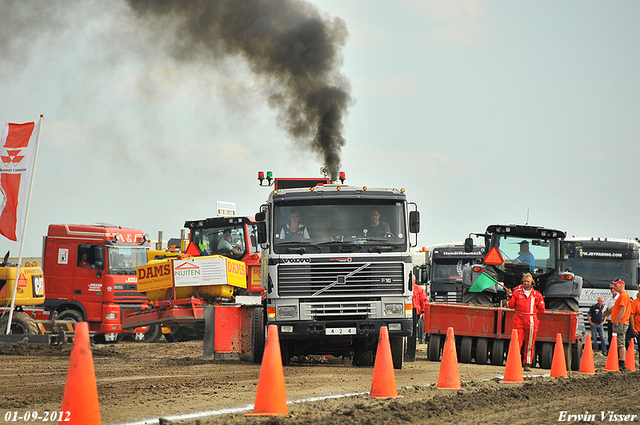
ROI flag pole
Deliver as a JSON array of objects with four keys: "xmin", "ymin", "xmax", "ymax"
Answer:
[{"xmin": 5, "ymin": 115, "xmax": 43, "ymax": 335}]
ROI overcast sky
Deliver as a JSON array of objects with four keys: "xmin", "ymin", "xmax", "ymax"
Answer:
[{"xmin": 1, "ymin": 0, "xmax": 639, "ymax": 257}]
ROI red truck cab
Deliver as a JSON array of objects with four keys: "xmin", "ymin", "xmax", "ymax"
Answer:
[{"xmin": 41, "ymin": 224, "xmax": 151, "ymax": 342}]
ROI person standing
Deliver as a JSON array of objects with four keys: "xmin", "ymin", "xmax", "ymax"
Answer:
[
  {"xmin": 609, "ymin": 278, "xmax": 631, "ymax": 371},
  {"xmin": 588, "ymin": 296, "xmax": 607, "ymax": 354},
  {"xmin": 628, "ymin": 296, "xmax": 640, "ymax": 366},
  {"xmin": 506, "ymin": 272, "xmax": 545, "ymax": 371},
  {"xmin": 603, "ymin": 285, "xmax": 619, "ymax": 348}
]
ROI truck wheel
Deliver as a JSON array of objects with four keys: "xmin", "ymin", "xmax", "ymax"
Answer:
[
  {"xmin": 428, "ymin": 334, "xmax": 442, "ymax": 361},
  {"xmin": 353, "ymin": 350, "xmax": 374, "ymax": 367},
  {"xmin": 140, "ymin": 324, "xmax": 162, "ymax": 343},
  {"xmin": 250, "ymin": 307, "xmax": 264, "ymax": 364},
  {"xmin": 390, "ymin": 336, "xmax": 404, "ymax": 369},
  {"xmin": 280, "ymin": 339, "xmax": 292, "ymax": 366},
  {"xmin": 490, "ymin": 339, "xmax": 504, "ymax": 366},
  {"xmin": 57, "ymin": 309, "xmax": 83, "ymax": 324},
  {"xmin": 0, "ymin": 311, "xmax": 39, "ymax": 334},
  {"xmin": 459, "ymin": 336, "xmax": 473, "ymax": 363},
  {"xmin": 475, "ymin": 337, "xmax": 488, "ymax": 364},
  {"xmin": 539, "ymin": 342, "xmax": 553, "ymax": 369}
]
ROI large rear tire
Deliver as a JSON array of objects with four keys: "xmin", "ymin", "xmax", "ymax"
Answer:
[
  {"xmin": 0, "ymin": 311, "xmax": 39, "ymax": 335},
  {"xmin": 546, "ymin": 297, "xmax": 579, "ymax": 312}
]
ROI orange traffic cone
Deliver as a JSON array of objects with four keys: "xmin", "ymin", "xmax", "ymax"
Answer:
[
  {"xmin": 605, "ymin": 333, "xmax": 619, "ymax": 372},
  {"xmin": 246, "ymin": 325, "xmax": 289, "ymax": 416},
  {"xmin": 625, "ymin": 339, "xmax": 636, "ymax": 372},
  {"xmin": 550, "ymin": 333, "xmax": 568, "ymax": 378},
  {"xmin": 579, "ymin": 334, "xmax": 595, "ymax": 374},
  {"xmin": 437, "ymin": 327, "xmax": 462, "ymax": 390},
  {"xmin": 501, "ymin": 329, "xmax": 523, "ymax": 383},
  {"xmin": 370, "ymin": 326, "xmax": 399, "ymax": 398},
  {"xmin": 59, "ymin": 321, "xmax": 101, "ymax": 425}
]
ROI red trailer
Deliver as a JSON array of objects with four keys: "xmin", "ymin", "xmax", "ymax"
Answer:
[{"xmin": 424, "ymin": 302, "xmax": 582, "ymax": 370}]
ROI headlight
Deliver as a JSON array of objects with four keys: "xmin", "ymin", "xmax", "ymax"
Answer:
[
  {"xmin": 105, "ymin": 313, "xmax": 117, "ymax": 320},
  {"xmin": 277, "ymin": 306, "xmax": 296, "ymax": 319},
  {"xmin": 384, "ymin": 303, "xmax": 403, "ymax": 316}
]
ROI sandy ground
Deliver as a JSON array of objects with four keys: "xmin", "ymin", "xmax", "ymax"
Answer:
[{"xmin": 1, "ymin": 340, "xmax": 638, "ymax": 425}]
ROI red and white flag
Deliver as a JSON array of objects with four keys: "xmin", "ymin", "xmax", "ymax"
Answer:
[{"xmin": 0, "ymin": 120, "xmax": 40, "ymax": 241}]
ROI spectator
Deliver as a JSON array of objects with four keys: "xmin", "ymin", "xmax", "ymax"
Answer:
[
  {"xmin": 609, "ymin": 278, "xmax": 631, "ymax": 371},
  {"xmin": 505, "ymin": 272, "xmax": 545, "ymax": 371},
  {"xmin": 588, "ymin": 296, "xmax": 607, "ymax": 354},
  {"xmin": 603, "ymin": 284, "xmax": 619, "ymax": 348},
  {"xmin": 629, "ymin": 296, "xmax": 640, "ymax": 364}
]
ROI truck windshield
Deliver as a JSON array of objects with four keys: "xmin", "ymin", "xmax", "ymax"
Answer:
[
  {"xmin": 273, "ymin": 201, "xmax": 406, "ymax": 253},
  {"xmin": 496, "ymin": 235, "xmax": 556, "ymax": 275},
  {"xmin": 566, "ymin": 257, "xmax": 639, "ymax": 290},
  {"xmin": 108, "ymin": 247, "xmax": 148, "ymax": 275}
]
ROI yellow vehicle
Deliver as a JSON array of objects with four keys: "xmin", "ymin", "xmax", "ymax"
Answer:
[{"xmin": 0, "ymin": 253, "xmax": 73, "ymax": 343}]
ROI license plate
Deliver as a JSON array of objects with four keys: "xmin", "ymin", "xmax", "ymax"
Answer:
[{"xmin": 325, "ymin": 327, "xmax": 356, "ymax": 335}]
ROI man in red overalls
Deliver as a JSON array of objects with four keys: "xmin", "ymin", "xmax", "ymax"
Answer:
[{"xmin": 506, "ymin": 272, "xmax": 545, "ymax": 371}]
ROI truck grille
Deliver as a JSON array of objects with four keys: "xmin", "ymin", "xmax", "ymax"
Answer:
[
  {"xmin": 114, "ymin": 283, "xmax": 146, "ymax": 302},
  {"xmin": 277, "ymin": 261, "xmax": 404, "ymax": 298}
]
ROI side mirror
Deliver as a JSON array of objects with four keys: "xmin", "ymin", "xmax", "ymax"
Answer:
[
  {"xmin": 409, "ymin": 211, "xmax": 420, "ymax": 234},
  {"xmin": 94, "ymin": 245, "xmax": 105, "ymax": 270},
  {"xmin": 464, "ymin": 237, "xmax": 474, "ymax": 252},
  {"xmin": 255, "ymin": 211, "xmax": 266, "ymax": 222},
  {"xmin": 421, "ymin": 264, "xmax": 429, "ymax": 284},
  {"xmin": 257, "ymin": 222, "xmax": 267, "ymax": 244}
]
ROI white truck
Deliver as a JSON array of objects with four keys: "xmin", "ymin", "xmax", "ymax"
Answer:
[{"xmin": 253, "ymin": 174, "xmax": 420, "ymax": 369}]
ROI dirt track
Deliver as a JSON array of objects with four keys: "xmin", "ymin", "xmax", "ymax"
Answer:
[{"xmin": 1, "ymin": 340, "xmax": 639, "ymax": 425}]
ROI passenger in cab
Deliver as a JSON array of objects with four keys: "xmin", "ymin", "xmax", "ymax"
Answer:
[{"xmin": 217, "ymin": 229, "xmax": 243, "ymax": 256}]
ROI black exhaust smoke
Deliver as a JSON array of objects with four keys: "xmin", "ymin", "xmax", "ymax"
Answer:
[{"xmin": 125, "ymin": 0, "xmax": 352, "ymax": 176}]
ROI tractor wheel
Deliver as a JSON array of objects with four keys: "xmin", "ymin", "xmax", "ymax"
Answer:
[
  {"xmin": 0, "ymin": 311, "xmax": 39, "ymax": 335},
  {"xmin": 475, "ymin": 337, "xmax": 488, "ymax": 364},
  {"xmin": 546, "ymin": 297, "xmax": 579, "ymax": 312}
]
